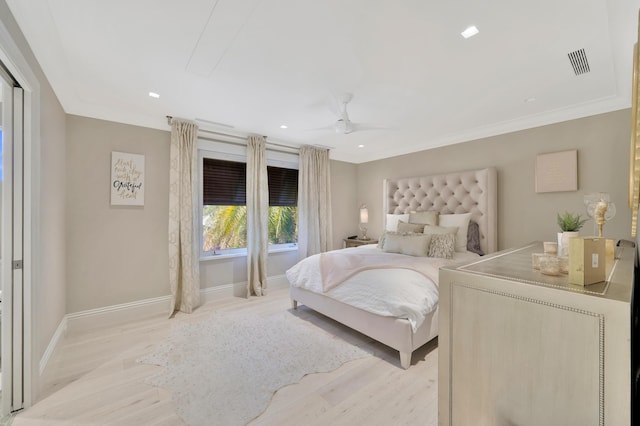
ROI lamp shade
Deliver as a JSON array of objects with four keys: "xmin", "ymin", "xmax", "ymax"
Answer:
[{"xmin": 359, "ymin": 205, "xmax": 369, "ymax": 224}]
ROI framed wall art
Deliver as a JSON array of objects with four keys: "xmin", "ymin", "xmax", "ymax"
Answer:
[
  {"xmin": 111, "ymin": 151, "xmax": 145, "ymax": 206},
  {"xmin": 535, "ymin": 149, "xmax": 578, "ymax": 193}
]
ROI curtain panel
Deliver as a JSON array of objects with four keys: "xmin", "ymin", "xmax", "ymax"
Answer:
[
  {"xmin": 168, "ymin": 119, "xmax": 201, "ymax": 314},
  {"xmin": 246, "ymin": 136, "xmax": 269, "ymax": 296},
  {"xmin": 297, "ymin": 145, "xmax": 333, "ymax": 259}
]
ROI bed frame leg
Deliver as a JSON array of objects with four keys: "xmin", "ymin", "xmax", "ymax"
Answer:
[
  {"xmin": 292, "ymin": 299, "xmax": 298, "ymax": 310},
  {"xmin": 400, "ymin": 352, "xmax": 411, "ymax": 369}
]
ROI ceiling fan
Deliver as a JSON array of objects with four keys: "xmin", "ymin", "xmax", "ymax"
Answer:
[
  {"xmin": 312, "ymin": 92, "xmax": 387, "ymax": 134},
  {"xmin": 333, "ymin": 92, "xmax": 356, "ymax": 134}
]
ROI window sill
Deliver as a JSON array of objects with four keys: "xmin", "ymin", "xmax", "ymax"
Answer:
[{"xmin": 200, "ymin": 244, "xmax": 298, "ymax": 262}]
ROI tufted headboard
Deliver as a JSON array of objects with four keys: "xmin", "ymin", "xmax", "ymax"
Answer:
[{"xmin": 383, "ymin": 167, "xmax": 498, "ymax": 254}]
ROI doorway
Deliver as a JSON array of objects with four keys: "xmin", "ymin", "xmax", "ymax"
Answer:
[{"xmin": 0, "ymin": 62, "xmax": 25, "ymax": 415}]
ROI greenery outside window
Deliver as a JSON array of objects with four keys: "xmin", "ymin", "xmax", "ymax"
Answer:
[{"xmin": 201, "ymin": 155, "xmax": 298, "ymax": 256}]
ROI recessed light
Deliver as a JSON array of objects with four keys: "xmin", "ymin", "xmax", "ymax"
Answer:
[
  {"xmin": 358, "ymin": 144, "xmax": 365, "ymax": 148},
  {"xmin": 461, "ymin": 26, "xmax": 479, "ymax": 39},
  {"xmin": 149, "ymin": 92, "xmax": 160, "ymax": 98},
  {"xmin": 280, "ymin": 125, "xmax": 288, "ymax": 129}
]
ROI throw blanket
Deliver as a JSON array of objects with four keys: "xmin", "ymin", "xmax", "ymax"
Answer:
[{"xmin": 286, "ymin": 246, "xmax": 459, "ymax": 331}]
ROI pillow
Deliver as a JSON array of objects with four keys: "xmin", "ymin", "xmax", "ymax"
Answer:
[
  {"xmin": 422, "ymin": 225, "xmax": 458, "ymax": 236},
  {"xmin": 385, "ymin": 214, "xmax": 410, "ymax": 232},
  {"xmin": 428, "ymin": 233, "xmax": 456, "ymax": 259},
  {"xmin": 408, "ymin": 210, "xmax": 439, "ymax": 226},
  {"xmin": 439, "ymin": 213, "xmax": 472, "ymax": 252},
  {"xmin": 467, "ymin": 221, "xmax": 484, "ymax": 255},
  {"xmin": 383, "ymin": 233, "xmax": 432, "ymax": 257},
  {"xmin": 377, "ymin": 230, "xmax": 396, "ymax": 248},
  {"xmin": 377, "ymin": 230, "xmax": 420, "ymax": 248},
  {"xmin": 397, "ymin": 220, "xmax": 425, "ymax": 233}
]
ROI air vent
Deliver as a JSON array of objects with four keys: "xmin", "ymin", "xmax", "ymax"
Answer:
[{"xmin": 568, "ymin": 48, "xmax": 590, "ymax": 75}]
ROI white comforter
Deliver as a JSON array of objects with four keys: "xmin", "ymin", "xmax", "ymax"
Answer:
[{"xmin": 286, "ymin": 245, "xmax": 479, "ymax": 332}]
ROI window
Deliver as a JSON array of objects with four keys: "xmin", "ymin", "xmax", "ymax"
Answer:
[{"xmin": 201, "ymin": 155, "xmax": 298, "ymax": 256}]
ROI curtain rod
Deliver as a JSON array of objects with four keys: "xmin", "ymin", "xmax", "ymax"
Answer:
[{"xmin": 166, "ymin": 115, "xmax": 310, "ymax": 154}]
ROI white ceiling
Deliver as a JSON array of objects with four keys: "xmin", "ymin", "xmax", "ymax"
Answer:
[{"xmin": 6, "ymin": 0, "xmax": 640, "ymax": 163}]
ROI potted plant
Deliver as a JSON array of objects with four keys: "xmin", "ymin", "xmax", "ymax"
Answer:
[{"xmin": 556, "ymin": 212, "xmax": 588, "ymax": 256}]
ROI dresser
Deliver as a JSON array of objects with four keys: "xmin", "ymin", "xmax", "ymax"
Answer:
[{"xmin": 439, "ymin": 242, "xmax": 634, "ymax": 426}]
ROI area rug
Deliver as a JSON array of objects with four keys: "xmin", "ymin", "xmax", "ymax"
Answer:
[{"xmin": 138, "ymin": 310, "xmax": 372, "ymax": 426}]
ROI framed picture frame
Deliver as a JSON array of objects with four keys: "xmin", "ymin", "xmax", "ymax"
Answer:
[
  {"xmin": 110, "ymin": 151, "xmax": 145, "ymax": 206},
  {"xmin": 535, "ymin": 149, "xmax": 578, "ymax": 193}
]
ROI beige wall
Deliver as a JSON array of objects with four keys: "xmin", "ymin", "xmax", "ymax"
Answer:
[
  {"xmin": 66, "ymin": 116, "xmax": 171, "ymax": 312},
  {"xmin": 0, "ymin": 0, "xmax": 68, "ymax": 398},
  {"xmin": 66, "ymin": 109, "xmax": 632, "ymax": 313},
  {"xmin": 67, "ymin": 116, "xmax": 358, "ymax": 307},
  {"xmin": 329, "ymin": 160, "xmax": 359, "ymax": 249},
  {"xmin": 37, "ymin": 77, "xmax": 67, "ymax": 365},
  {"xmin": 199, "ymin": 250, "xmax": 297, "ymax": 295},
  {"xmin": 357, "ymin": 109, "xmax": 632, "ymax": 250}
]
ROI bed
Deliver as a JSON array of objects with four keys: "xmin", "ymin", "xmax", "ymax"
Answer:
[{"xmin": 287, "ymin": 167, "xmax": 497, "ymax": 368}]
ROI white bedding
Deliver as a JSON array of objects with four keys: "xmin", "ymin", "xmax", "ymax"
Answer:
[{"xmin": 286, "ymin": 245, "xmax": 479, "ymax": 332}]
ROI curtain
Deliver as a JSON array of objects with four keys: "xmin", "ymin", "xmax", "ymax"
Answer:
[
  {"xmin": 168, "ymin": 119, "xmax": 200, "ymax": 315},
  {"xmin": 246, "ymin": 136, "xmax": 269, "ymax": 296},
  {"xmin": 297, "ymin": 145, "xmax": 333, "ymax": 259}
]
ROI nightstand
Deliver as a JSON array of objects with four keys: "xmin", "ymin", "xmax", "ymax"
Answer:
[{"xmin": 343, "ymin": 238, "xmax": 378, "ymax": 248}]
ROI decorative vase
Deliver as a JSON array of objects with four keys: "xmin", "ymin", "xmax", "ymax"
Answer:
[
  {"xmin": 557, "ymin": 232, "xmax": 563, "ymax": 255},
  {"xmin": 558, "ymin": 231, "xmax": 579, "ymax": 256}
]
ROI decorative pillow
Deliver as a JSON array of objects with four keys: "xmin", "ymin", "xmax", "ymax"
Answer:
[
  {"xmin": 422, "ymin": 225, "xmax": 458, "ymax": 236},
  {"xmin": 467, "ymin": 221, "xmax": 484, "ymax": 255},
  {"xmin": 377, "ymin": 230, "xmax": 398, "ymax": 248},
  {"xmin": 383, "ymin": 233, "xmax": 432, "ymax": 257},
  {"xmin": 439, "ymin": 213, "xmax": 472, "ymax": 252},
  {"xmin": 428, "ymin": 233, "xmax": 456, "ymax": 259},
  {"xmin": 378, "ymin": 230, "xmax": 418, "ymax": 249},
  {"xmin": 409, "ymin": 210, "xmax": 439, "ymax": 226},
  {"xmin": 385, "ymin": 214, "xmax": 410, "ymax": 232},
  {"xmin": 397, "ymin": 220, "xmax": 425, "ymax": 233}
]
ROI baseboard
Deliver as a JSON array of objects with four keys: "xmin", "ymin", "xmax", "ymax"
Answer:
[
  {"xmin": 65, "ymin": 274, "xmax": 290, "ymax": 335},
  {"xmin": 201, "ymin": 274, "xmax": 289, "ymax": 303},
  {"xmin": 66, "ymin": 295, "xmax": 172, "ymax": 335},
  {"xmin": 39, "ymin": 316, "xmax": 67, "ymax": 376},
  {"xmin": 40, "ymin": 274, "xmax": 290, "ymax": 380}
]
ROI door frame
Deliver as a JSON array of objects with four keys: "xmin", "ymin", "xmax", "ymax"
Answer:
[{"xmin": 0, "ymin": 14, "xmax": 41, "ymax": 413}]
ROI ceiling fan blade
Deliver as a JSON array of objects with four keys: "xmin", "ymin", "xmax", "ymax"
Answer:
[
  {"xmin": 351, "ymin": 123, "xmax": 394, "ymax": 132},
  {"xmin": 307, "ymin": 120, "xmax": 353, "ymax": 134},
  {"xmin": 327, "ymin": 95, "xmax": 340, "ymax": 116},
  {"xmin": 306, "ymin": 124, "xmax": 336, "ymax": 132},
  {"xmin": 308, "ymin": 92, "xmax": 377, "ymax": 134}
]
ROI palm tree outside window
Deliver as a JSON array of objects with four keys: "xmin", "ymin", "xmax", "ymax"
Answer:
[{"xmin": 201, "ymin": 157, "xmax": 298, "ymax": 255}]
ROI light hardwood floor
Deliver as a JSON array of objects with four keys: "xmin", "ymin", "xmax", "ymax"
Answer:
[{"xmin": 13, "ymin": 288, "xmax": 438, "ymax": 425}]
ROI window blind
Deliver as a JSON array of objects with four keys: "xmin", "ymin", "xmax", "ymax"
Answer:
[
  {"xmin": 203, "ymin": 158, "xmax": 246, "ymax": 205},
  {"xmin": 267, "ymin": 166, "xmax": 298, "ymax": 206},
  {"xmin": 203, "ymin": 158, "xmax": 298, "ymax": 206}
]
